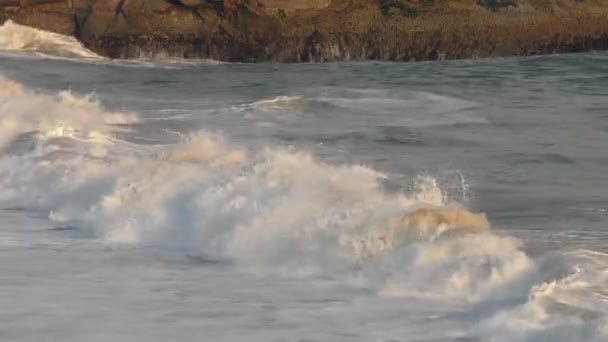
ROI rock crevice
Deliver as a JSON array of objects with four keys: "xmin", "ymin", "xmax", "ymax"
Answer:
[{"xmin": 2, "ymin": 0, "xmax": 608, "ymax": 62}]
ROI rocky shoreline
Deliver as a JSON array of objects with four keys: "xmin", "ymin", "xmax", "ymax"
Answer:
[{"xmin": 2, "ymin": 0, "xmax": 608, "ymax": 62}]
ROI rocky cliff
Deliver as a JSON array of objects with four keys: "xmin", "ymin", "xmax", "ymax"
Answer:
[{"xmin": 2, "ymin": 0, "xmax": 608, "ymax": 62}]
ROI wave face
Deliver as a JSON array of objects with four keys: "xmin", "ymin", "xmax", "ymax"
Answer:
[
  {"xmin": 240, "ymin": 91, "xmax": 489, "ymax": 127},
  {"xmin": 1, "ymin": 77, "xmax": 607, "ymax": 340},
  {"xmin": 0, "ymin": 20, "xmax": 101, "ymax": 59}
]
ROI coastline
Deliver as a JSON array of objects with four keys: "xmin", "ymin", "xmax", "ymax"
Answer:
[{"xmin": 2, "ymin": 0, "xmax": 608, "ymax": 62}]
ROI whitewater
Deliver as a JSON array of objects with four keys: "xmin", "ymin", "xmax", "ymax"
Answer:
[{"xmin": 1, "ymin": 21, "xmax": 608, "ymax": 341}]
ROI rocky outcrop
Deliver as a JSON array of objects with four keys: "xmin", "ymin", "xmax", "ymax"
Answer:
[
  {"xmin": 2, "ymin": 0, "xmax": 608, "ymax": 62},
  {"xmin": 0, "ymin": 0, "xmax": 76, "ymax": 35}
]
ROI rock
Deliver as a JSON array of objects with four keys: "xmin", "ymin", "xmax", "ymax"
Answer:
[
  {"xmin": 0, "ymin": 0, "xmax": 75, "ymax": 35},
  {"xmin": 1, "ymin": 0, "xmax": 608, "ymax": 62}
]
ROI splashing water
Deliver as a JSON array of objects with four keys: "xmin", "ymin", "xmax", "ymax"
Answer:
[
  {"xmin": 1, "ymin": 74, "xmax": 607, "ymax": 341},
  {"xmin": 0, "ymin": 20, "xmax": 102, "ymax": 59}
]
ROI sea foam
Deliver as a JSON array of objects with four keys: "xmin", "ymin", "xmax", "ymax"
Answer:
[
  {"xmin": 0, "ymin": 20, "xmax": 101, "ymax": 60},
  {"xmin": 1, "ymin": 77, "xmax": 607, "ymax": 341}
]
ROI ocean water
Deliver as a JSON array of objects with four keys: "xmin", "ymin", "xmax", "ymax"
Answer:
[{"xmin": 1, "ymin": 21, "xmax": 608, "ymax": 341}]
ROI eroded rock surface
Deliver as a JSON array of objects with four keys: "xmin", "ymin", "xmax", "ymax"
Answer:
[{"xmin": 2, "ymin": 0, "xmax": 608, "ymax": 61}]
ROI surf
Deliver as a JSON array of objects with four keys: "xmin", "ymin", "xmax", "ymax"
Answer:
[
  {"xmin": 0, "ymin": 20, "xmax": 101, "ymax": 60},
  {"xmin": 1, "ymin": 76, "xmax": 607, "ymax": 341}
]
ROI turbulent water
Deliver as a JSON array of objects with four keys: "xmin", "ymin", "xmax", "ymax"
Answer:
[{"xmin": 1, "ymin": 21, "xmax": 608, "ymax": 341}]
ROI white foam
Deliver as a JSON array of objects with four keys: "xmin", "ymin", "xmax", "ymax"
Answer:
[
  {"xmin": 0, "ymin": 21, "xmax": 233, "ymax": 67},
  {"xmin": 0, "ymin": 76, "xmax": 137, "ymax": 153},
  {"xmin": 0, "ymin": 78, "xmax": 530, "ymax": 304},
  {"xmin": 474, "ymin": 250, "xmax": 608, "ymax": 341},
  {"xmin": 1, "ymin": 79, "xmax": 608, "ymax": 339},
  {"xmin": 0, "ymin": 20, "xmax": 102, "ymax": 60},
  {"xmin": 247, "ymin": 96, "xmax": 305, "ymax": 112}
]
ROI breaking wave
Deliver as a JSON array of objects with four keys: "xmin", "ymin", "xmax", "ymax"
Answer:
[
  {"xmin": 473, "ymin": 250, "xmax": 608, "ymax": 341},
  {"xmin": 0, "ymin": 21, "xmax": 224, "ymax": 66},
  {"xmin": 0, "ymin": 76, "xmax": 136, "ymax": 154},
  {"xmin": 0, "ymin": 20, "xmax": 102, "ymax": 60},
  {"xmin": 0, "ymin": 77, "xmax": 607, "ymax": 340},
  {"xmin": 0, "ymin": 20, "xmax": 102, "ymax": 59}
]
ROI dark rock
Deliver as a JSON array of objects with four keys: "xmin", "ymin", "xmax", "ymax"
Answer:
[{"xmin": 1, "ymin": 0, "xmax": 608, "ymax": 62}]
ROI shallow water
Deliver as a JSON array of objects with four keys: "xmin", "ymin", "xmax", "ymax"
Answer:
[{"xmin": 1, "ymin": 21, "xmax": 608, "ymax": 341}]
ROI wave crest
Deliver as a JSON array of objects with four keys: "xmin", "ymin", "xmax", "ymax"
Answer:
[
  {"xmin": 1, "ymin": 78, "xmax": 606, "ymax": 338},
  {"xmin": 0, "ymin": 78, "xmax": 527, "ymax": 303},
  {"xmin": 2, "ymin": 78, "xmax": 608, "ymax": 339},
  {"xmin": 0, "ymin": 76, "xmax": 137, "ymax": 153}
]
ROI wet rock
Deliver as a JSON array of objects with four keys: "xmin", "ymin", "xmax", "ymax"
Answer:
[{"xmin": 2, "ymin": 0, "xmax": 608, "ymax": 62}]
